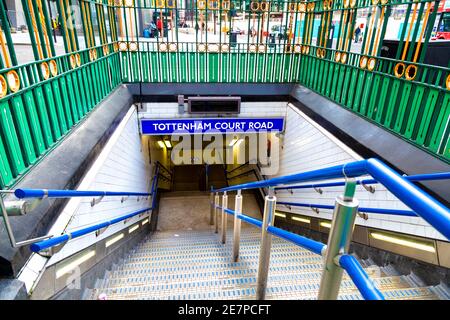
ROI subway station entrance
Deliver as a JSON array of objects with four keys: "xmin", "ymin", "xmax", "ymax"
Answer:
[{"xmin": 0, "ymin": 0, "xmax": 449, "ymax": 302}]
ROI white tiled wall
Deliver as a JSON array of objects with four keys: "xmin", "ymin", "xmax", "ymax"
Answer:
[
  {"xmin": 46, "ymin": 107, "xmax": 155, "ymax": 265},
  {"xmin": 274, "ymin": 105, "xmax": 446, "ymax": 241}
]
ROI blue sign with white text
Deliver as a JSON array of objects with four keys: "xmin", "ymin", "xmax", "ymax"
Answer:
[{"xmin": 141, "ymin": 118, "xmax": 285, "ymax": 135}]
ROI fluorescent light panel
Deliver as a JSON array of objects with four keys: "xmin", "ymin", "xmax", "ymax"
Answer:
[
  {"xmin": 234, "ymin": 139, "xmax": 244, "ymax": 147},
  {"xmin": 275, "ymin": 212, "xmax": 286, "ymax": 218},
  {"xmin": 229, "ymin": 138, "xmax": 238, "ymax": 147},
  {"xmin": 56, "ymin": 250, "xmax": 96, "ymax": 279},
  {"xmin": 157, "ymin": 141, "xmax": 165, "ymax": 149},
  {"xmin": 370, "ymin": 232, "xmax": 436, "ymax": 253},
  {"xmin": 105, "ymin": 233, "xmax": 124, "ymax": 248},
  {"xmin": 141, "ymin": 218, "xmax": 149, "ymax": 226},
  {"xmin": 129, "ymin": 224, "xmax": 140, "ymax": 233},
  {"xmin": 320, "ymin": 222, "xmax": 331, "ymax": 229},
  {"xmin": 164, "ymin": 140, "xmax": 172, "ymax": 148},
  {"xmin": 292, "ymin": 216, "xmax": 311, "ymax": 224}
]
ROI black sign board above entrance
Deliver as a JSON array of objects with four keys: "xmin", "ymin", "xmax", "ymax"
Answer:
[{"xmin": 188, "ymin": 96, "xmax": 241, "ymax": 114}]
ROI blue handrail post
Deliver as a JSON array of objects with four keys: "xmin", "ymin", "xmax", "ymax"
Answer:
[
  {"xmin": 318, "ymin": 179, "xmax": 359, "ymax": 300},
  {"xmin": 232, "ymin": 190, "xmax": 243, "ymax": 262},
  {"xmin": 256, "ymin": 188, "xmax": 277, "ymax": 300},
  {"xmin": 221, "ymin": 192, "xmax": 228, "ymax": 244},
  {"xmin": 214, "ymin": 193, "xmax": 220, "ymax": 234}
]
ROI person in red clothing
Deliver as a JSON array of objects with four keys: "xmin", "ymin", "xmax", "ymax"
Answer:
[{"xmin": 156, "ymin": 18, "xmax": 163, "ymax": 32}]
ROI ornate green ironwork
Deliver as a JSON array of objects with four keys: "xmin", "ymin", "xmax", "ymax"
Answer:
[{"xmin": 0, "ymin": 0, "xmax": 449, "ymax": 188}]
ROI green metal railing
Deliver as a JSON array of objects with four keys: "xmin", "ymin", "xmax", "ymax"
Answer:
[{"xmin": 0, "ymin": 0, "xmax": 449, "ymax": 189}]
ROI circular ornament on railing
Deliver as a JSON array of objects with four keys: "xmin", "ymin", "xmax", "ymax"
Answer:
[
  {"xmin": 124, "ymin": 0, "xmax": 134, "ymax": 7},
  {"xmin": 41, "ymin": 62, "xmax": 50, "ymax": 80},
  {"xmin": 294, "ymin": 44, "xmax": 302, "ymax": 54},
  {"xmin": 198, "ymin": 0, "xmax": 206, "ymax": 9},
  {"xmin": 340, "ymin": 52, "xmax": 348, "ymax": 64},
  {"xmin": 119, "ymin": 42, "xmax": 128, "ymax": 51},
  {"xmin": 446, "ymin": 74, "xmax": 450, "ymax": 90},
  {"xmin": 261, "ymin": 1, "xmax": 270, "ymax": 11},
  {"xmin": 343, "ymin": 0, "xmax": 350, "ymax": 8},
  {"xmin": 308, "ymin": 2, "xmax": 315, "ymax": 11},
  {"xmin": 221, "ymin": 44, "xmax": 230, "ymax": 52},
  {"xmin": 250, "ymin": 1, "xmax": 260, "ymax": 11},
  {"xmin": 156, "ymin": 0, "xmax": 166, "ymax": 9},
  {"xmin": 114, "ymin": 42, "xmax": 119, "ymax": 52},
  {"xmin": 394, "ymin": 62, "xmax": 405, "ymax": 78},
  {"xmin": 359, "ymin": 56, "xmax": 368, "ymax": 69},
  {"xmin": 380, "ymin": 0, "xmax": 389, "ymax": 5},
  {"xmin": 158, "ymin": 42, "xmax": 168, "ymax": 52},
  {"xmin": 301, "ymin": 45, "xmax": 307, "ymax": 54},
  {"xmin": 198, "ymin": 43, "xmax": 207, "ymax": 52},
  {"xmin": 317, "ymin": 49, "xmax": 322, "ymax": 58},
  {"xmin": 289, "ymin": 2, "xmax": 296, "ymax": 12},
  {"xmin": 0, "ymin": 75, "xmax": 7, "ymax": 98},
  {"xmin": 207, "ymin": 0, "xmax": 219, "ymax": 10},
  {"xmin": 258, "ymin": 44, "xmax": 267, "ymax": 53},
  {"xmin": 49, "ymin": 60, "xmax": 58, "ymax": 77},
  {"xmin": 75, "ymin": 53, "xmax": 82, "ymax": 67},
  {"xmin": 335, "ymin": 51, "xmax": 341, "ymax": 62},
  {"xmin": 405, "ymin": 64, "xmax": 418, "ymax": 81},
  {"xmin": 89, "ymin": 49, "xmax": 95, "ymax": 61},
  {"xmin": 6, "ymin": 70, "xmax": 20, "ymax": 92},
  {"xmin": 321, "ymin": 48, "xmax": 326, "ymax": 58},
  {"xmin": 169, "ymin": 43, "xmax": 178, "ymax": 52},
  {"xmin": 323, "ymin": 0, "xmax": 329, "ymax": 10},
  {"xmin": 350, "ymin": 0, "xmax": 357, "ymax": 8},
  {"xmin": 129, "ymin": 42, "xmax": 138, "ymax": 51},
  {"xmin": 103, "ymin": 45, "xmax": 109, "ymax": 55},
  {"xmin": 328, "ymin": 0, "xmax": 333, "ymax": 9},
  {"xmin": 298, "ymin": 3, "xmax": 306, "ymax": 12},
  {"xmin": 222, "ymin": 0, "xmax": 230, "ymax": 10},
  {"xmin": 70, "ymin": 55, "xmax": 77, "ymax": 69},
  {"xmin": 305, "ymin": 46, "xmax": 310, "ymax": 55},
  {"xmin": 372, "ymin": 0, "xmax": 379, "ymax": 5},
  {"xmin": 208, "ymin": 43, "xmax": 219, "ymax": 52},
  {"xmin": 367, "ymin": 58, "xmax": 376, "ymax": 71},
  {"xmin": 248, "ymin": 44, "xmax": 257, "ymax": 53}
]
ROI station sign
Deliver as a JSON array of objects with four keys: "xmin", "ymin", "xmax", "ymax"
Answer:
[{"xmin": 140, "ymin": 118, "xmax": 285, "ymax": 135}]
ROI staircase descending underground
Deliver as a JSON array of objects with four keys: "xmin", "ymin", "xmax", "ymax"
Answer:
[{"xmin": 82, "ymin": 228, "xmax": 447, "ymax": 300}]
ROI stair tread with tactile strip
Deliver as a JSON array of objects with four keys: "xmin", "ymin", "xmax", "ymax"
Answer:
[{"xmin": 83, "ymin": 229, "xmax": 442, "ymax": 300}]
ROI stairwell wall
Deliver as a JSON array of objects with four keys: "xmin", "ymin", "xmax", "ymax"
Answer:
[{"xmin": 273, "ymin": 104, "xmax": 447, "ymax": 242}]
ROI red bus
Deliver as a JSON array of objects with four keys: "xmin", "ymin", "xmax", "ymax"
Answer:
[{"xmin": 432, "ymin": 0, "xmax": 450, "ymax": 40}]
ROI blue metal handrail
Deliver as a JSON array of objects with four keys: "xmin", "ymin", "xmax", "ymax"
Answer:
[
  {"xmin": 14, "ymin": 189, "xmax": 151, "ymax": 199},
  {"xmin": 338, "ymin": 255, "xmax": 385, "ymax": 300},
  {"xmin": 223, "ymin": 207, "xmax": 326, "ymax": 256},
  {"xmin": 223, "ymin": 205, "xmax": 380, "ymax": 298},
  {"xmin": 30, "ymin": 207, "xmax": 152, "ymax": 253},
  {"xmin": 26, "ymin": 168, "xmax": 162, "ymax": 254},
  {"xmin": 275, "ymin": 172, "xmax": 450, "ymax": 191},
  {"xmin": 213, "ymin": 158, "xmax": 450, "ymax": 240},
  {"xmin": 277, "ymin": 201, "xmax": 419, "ymax": 217}
]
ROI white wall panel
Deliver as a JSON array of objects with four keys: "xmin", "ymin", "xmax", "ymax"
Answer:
[
  {"xmin": 46, "ymin": 107, "xmax": 157, "ymax": 265},
  {"xmin": 272, "ymin": 105, "xmax": 445, "ymax": 241}
]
